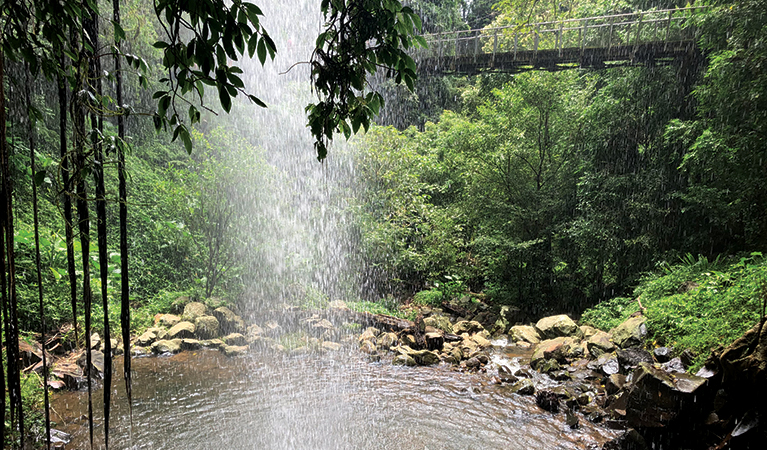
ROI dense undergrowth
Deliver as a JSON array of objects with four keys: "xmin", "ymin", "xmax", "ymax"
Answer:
[{"xmin": 581, "ymin": 252, "xmax": 766, "ymax": 369}]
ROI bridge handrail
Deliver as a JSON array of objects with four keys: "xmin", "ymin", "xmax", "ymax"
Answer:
[
  {"xmin": 417, "ymin": 5, "xmax": 709, "ymax": 61},
  {"xmin": 423, "ymin": 6, "xmax": 708, "ymax": 41}
]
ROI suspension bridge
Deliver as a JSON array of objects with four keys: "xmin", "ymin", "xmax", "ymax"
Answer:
[{"xmin": 414, "ymin": 6, "xmax": 707, "ymax": 75}]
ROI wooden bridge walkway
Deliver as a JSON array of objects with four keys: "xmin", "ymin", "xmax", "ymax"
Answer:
[{"xmin": 414, "ymin": 6, "xmax": 707, "ymax": 75}]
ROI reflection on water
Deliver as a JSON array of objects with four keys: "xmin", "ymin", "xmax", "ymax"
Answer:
[{"xmin": 53, "ymin": 346, "xmax": 617, "ymax": 450}]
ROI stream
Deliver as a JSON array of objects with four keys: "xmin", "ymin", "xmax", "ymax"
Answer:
[{"xmin": 52, "ymin": 343, "xmax": 619, "ymax": 450}]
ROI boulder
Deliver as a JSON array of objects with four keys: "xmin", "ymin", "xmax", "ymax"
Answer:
[
  {"xmin": 180, "ymin": 339, "xmax": 202, "ymax": 351},
  {"xmin": 509, "ymin": 325, "xmax": 541, "ymax": 344},
  {"xmin": 221, "ymin": 344, "xmax": 248, "ymax": 357},
  {"xmin": 588, "ymin": 353, "xmax": 620, "ymax": 376},
  {"xmin": 534, "ymin": 314, "xmax": 581, "ymax": 339},
  {"xmin": 158, "ymin": 314, "xmax": 181, "ymax": 327},
  {"xmin": 151, "ymin": 339, "xmax": 182, "ymax": 354},
  {"xmin": 77, "ymin": 350, "xmax": 105, "ymax": 379},
  {"xmin": 321, "ymin": 341, "xmax": 341, "ymax": 352},
  {"xmin": 194, "ymin": 315, "xmax": 220, "ymax": 340},
  {"xmin": 170, "ymin": 295, "xmax": 191, "ymax": 314},
  {"xmin": 624, "ymin": 362, "xmax": 708, "ymax": 428},
  {"xmin": 212, "ymin": 307, "xmax": 246, "ymax": 334},
  {"xmin": 135, "ymin": 330, "xmax": 157, "ymax": 347},
  {"xmin": 182, "ymin": 302, "xmax": 208, "ymax": 321},
  {"xmin": 535, "ymin": 390, "xmax": 560, "ymax": 413},
  {"xmin": 653, "ymin": 346, "xmax": 674, "ymax": 363},
  {"xmin": 411, "ymin": 349, "xmax": 440, "ymax": 366},
  {"xmin": 617, "ymin": 348, "xmax": 654, "ymax": 371},
  {"xmin": 579, "ymin": 325, "xmax": 599, "ymax": 339},
  {"xmin": 531, "ymin": 336, "xmax": 580, "ymax": 368},
  {"xmin": 611, "ymin": 316, "xmax": 647, "ymax": 349},
  {"xmin": 586, "ymin": 330, "xmax": 615, "ymax": 358},
  {"xmin": 424, "ymin": 315, "xmax": 453, "ymax": 334},
  {"xmin": 471, "ymin": 334, "xmax": 492, "ymax": 349},
  {"xmin": 90, "ymin": 333, "xmax": 101, "ymax": 350},
  {"xmin": 360, "ymin": 340, "xmax": 377, "ymax": 354},
  {"xmin": 223, "ymin": 333, "xmax": 247, "ymax": 346},
  {"xmin": 201, "ymin": 339, "xmax": 225, "ymax": 349},
  {"xmin": 602, "ymin": 429, "xmax": 649, "ymax": 450},
  {"xmin": 148, "ymin": 327, "xmax": 168, "ymax": 340},
  {"xmin": 168, "ymin": 321, "xmax": 196, "ymax": 339},
  {"xmin": 378, "ymin": 332, "xmax": 398, "ymax": 350},
  {"xmin": 510, "ymin": 378, "xmax": 535, "ymax": 395},
  {"xmin": 393, "ymin": 354, "xmax": 417, "ymax": 366},
  {"xmin": 453, "ymin": 320, "xmax": 484, "ymax": 335},
  {"xmin": 498, "ymin": 365, "xmax": 518, "ymax": 383}
]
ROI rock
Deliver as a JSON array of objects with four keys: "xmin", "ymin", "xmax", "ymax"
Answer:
[
  {"xmin": 180, "ymin": 339, "xmax": 202, "ymax": 351},
  {"xmin": 212, "ymin": 307, "xmax": 246, "ymax": 334},
  {"xmin": 360, "ymin": 340, "xmax": 377, "ymax": 354},
  {"xmin": 400, "ymin": 334, "xmax": 417, "ymax": 348},
  {"xmin": 566, "ymin": 410, "xmax": 580, "ymax": 429},
  {"xmin": 308, "ymin": 318, "xmax": 336, "ymax": 337},
  {"xmin": 425, "ymin": 332, "xmax": 444, "ymax": 351},
  {"xmin": 510, "ymin": 378, "xmax": 535, "ymax": 395},
  {"xmin": 459, "ymin": 336, "xmax": 479, "ymax": 356},
  {"xmin": 167, "ymin": 321, "xmax": 196, "ymax": 339},
  {"xmin": 393, "ymin": 354, "xmax": 417, "ymax": 366},
  {"xmin": 359, "ymin": 327, "xmax": 380, "ymax": 343},
  {"xmin": 498, "ymin": 365, "xmax": 518, "ymax": 383},
  {"xmin": 531, "ymin": 336, "xmax": 580, "ymax": 368},
  {"xmin": 464, "ymin": 356, "xmax": 482, "ymax": 369},
  {"xmin": 90, "ymin": 333, "xmax": 101, "ymax": 350},
  {"xmin": 548, "ymin": 370, "xmax": 571, "ymax": 381},
  {"xmin": 223, "ymin": 333, "xmax": 247, "ymax": 346},
  {"xmin": 131, "ymin": 346, "xmax": 148, "ymax": 357},
  {"xmin": 605, "ymin": 373, "xmax": 627, "ymax": 395},
  {"xmin": 263, "ymin": 321, "xmax": 282, "ymax": 337},
  {"xmin": 624, "ymin": 362, "xmax": 708, "ymax": 428},
  {"xmin": 660, "ymin": 357, "xmax": 686, "ymax": 374},
  {"xmin": 588, "ymin": 353, "xmax": 620, "ymax": 375},
  {"xmin": 193, "ymin": 315, "xmax": 219, "ymax": 339},
  {"xmin": 135, "ymin": 331, "xmax": 157, "ymax": 347},
  {"xmin": 453, "ymin": 320, "xmax": 484, "ymax": 335},
  {"xmin": 580, "ymin": 325, "xmax": 599, "ymax": 339},
  {"xmin": 201, "ymin": 339, "xmax": 225, "ymax": 349},
  {"xmin": 602, "ymin": 429, "xmax": 649, "ymax": 450},
  {"xmin": 534, "ymin": 315, "xmax": 581, "ymax": 339},
  {"xmin": 617, "ymin": 348, "xmax": 654, "ymax": 371},
  {"xmin": 148, "ymin": 327, "xmax": 168, "ymax": 340},
  {"xmin": 151, "ymin": 339, "xmax": 182, "ymax": 354},
  {"xmin": 77, "ymin": 350, "xmax": 105, "ymax": 379},
  {"xmin": 99, "ymin": 339, "xmax": 120, "ymax": 355},
  {"xmin": 536, "ymin": 390, "xmax": 560, "ymax": 413},
  {"xmin": 471, "ymin": 334, "xmax": 492, "ymax": 349},
  {"xmin": 424, "ymin": 315, "xmax": 453, "ymax": 334},
  {"xmin": 411, "ymin": 349, "xmax": 440, "ymax": 366},
  {"xmin": 246, "ymin": 324, "xmax": 264, "ymax": 343},
  {"xmin": 378, "ymin": 332, "xmax": 398, "ymax": 350},
  {"xmin": 182, "ymin": 302, "xmax": 208, "ymax": 321},
  {"xmin": 586, "ymin": 331, "xmax": 615, "ymax": 358},
  {"xmin": 653, "ymin": 346, "xmax": 673, "ymax": 363},
  {"xmin": 322, "ymin": 341, "xmax": 341, "ymax": 352},
  {"xmin": 610, "ymin": 316, "xmax": 647, "ymax": 349},
  {"xmin": 499, "ymin": 305, "xmax": 523, "ymax": 326},
  {"xmin": 158, "ymin": 314, "xmax": 181, "ymax": 327},
  {"xmin": 221, "ymin": 344, "xmax": 248, "ymax": 357},
  {"xmin": 509, "ymin": 325, "xmax": 541, "ymax": 344},
  {"xmin": 536, "ymin": 359, "xmax": 561, "ymax": 373}
]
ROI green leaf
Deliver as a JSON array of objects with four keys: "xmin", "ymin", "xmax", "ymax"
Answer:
[
  {"xmin": 218, "ymin": 86, "xmax": 232, "ymax": 113},
  {"xmin": 34, "ymin": 170, "xmax": 47, "ymax": 187},
  {"xmin": 257, "ymin": 38, "xmax": 267, "ymax": 65}
]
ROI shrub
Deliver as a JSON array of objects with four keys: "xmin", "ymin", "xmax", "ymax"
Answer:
[{"xmin": 413, "ymin": 289, "xmax": 444, "ymax": 307}]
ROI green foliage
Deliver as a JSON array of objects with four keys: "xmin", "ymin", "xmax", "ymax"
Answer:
[
  {"xmin": 580, "ymin": 296, "xmax": 636, "ymax": 331},
  {"xmin": 582, "ymin": 253, "xmax": 766, "ymax": 370},
  {"xmin": 413, "ymin": 289, "xmax": 444, "ymax": 306},
  {"xmin": 308, "ymin": 0, "xmax": 427, "ymax": 160}
]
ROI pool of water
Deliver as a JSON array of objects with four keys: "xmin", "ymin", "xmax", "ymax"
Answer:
[{"xmin": 52, "ymin": 345, "xmax": 617, "ymax": 450}]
